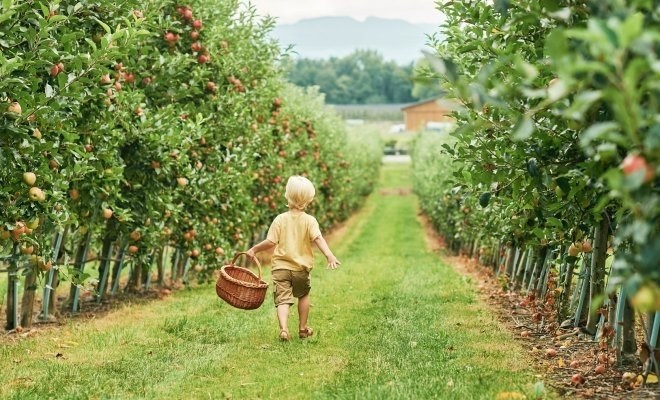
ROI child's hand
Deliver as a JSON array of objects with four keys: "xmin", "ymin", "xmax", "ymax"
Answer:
[
  {"xmin": 246, "ymin": 249, "xmax": 256, "ymax": 259},
  {"xmin": 326, "ymin": 255, "xmax": 341, "ymax": 270}
]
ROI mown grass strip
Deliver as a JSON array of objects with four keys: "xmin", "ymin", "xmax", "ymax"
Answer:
[{"xmin": 0, "ymin": 163, "xmax": 544, "ymax": 400}]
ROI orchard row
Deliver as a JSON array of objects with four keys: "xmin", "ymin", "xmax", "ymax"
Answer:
[
  {"xmin": 0, "ymin": 0, "xmax": 382, "ymax": 329},
  {"xmin": 413, "ymin": 0, "xmax": 658, "ymax": 379}
]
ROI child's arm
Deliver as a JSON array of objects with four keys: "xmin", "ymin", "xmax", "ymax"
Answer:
[
  {"xmin": 247, "ymin": 239, "xmax": 276, "ymax": 259},
  {"xmin": 314, "ymin": 236, "xmax": 341, "ymax": 269}
]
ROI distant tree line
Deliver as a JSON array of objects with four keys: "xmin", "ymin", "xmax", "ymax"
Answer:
[{"xmin": 284, "ymin": 50, "xmax": 441, "ymax": 105}]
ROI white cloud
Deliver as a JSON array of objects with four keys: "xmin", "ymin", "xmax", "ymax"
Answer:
[{"xmin": 247, "ymin": 0, "xmax": 444, "ymax": 24}]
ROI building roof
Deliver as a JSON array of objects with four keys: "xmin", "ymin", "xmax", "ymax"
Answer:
[{"xmin": 400, "ymin": 96, "xmax": 443, "ymax": 111}]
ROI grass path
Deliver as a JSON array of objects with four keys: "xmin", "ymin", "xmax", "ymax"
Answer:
[{"xmin": 0, "ymin": 163, "xmax": 544, "ymax": 399}]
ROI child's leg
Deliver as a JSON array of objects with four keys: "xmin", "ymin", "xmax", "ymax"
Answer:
[
  {"xmin": 277, "ymin": 304, "xmax": 290, "ymax": 332},
  {"xmin": 298, "ymin": 294, "xmax": 310, "ymax": 330}
]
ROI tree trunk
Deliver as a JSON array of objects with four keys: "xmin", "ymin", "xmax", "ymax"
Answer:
[
  {"xmin": 156, "ymin": 247, "xmax": 166, "ymax": 287},
  {"xmin": 95, "ymin": 232, "xmax": 116, "ymax": 302},
  {"xmin": 48, "ymin": 271, "xmax": 59, "ymax": 317},
  {"xmin": 573, "ymin": 254, "xmax": 591, "ymax": 328},
  {"xmin": 126, "ymin": 260, "xmax": 143, "ymax": 293},
  {"xmin": 110, "ymin": 242, "xmax": 127, "ymax": 295},
  {"xmin": 20, "ymin": 266, "xmax": 38, "ymax": 328},
  {"xmin": 5, "ymin": 243, "xmax": 20, "ymax": 330},
  {"xmin": 586, "ymin": 217, "xmax": 610, "ymax": 333},
  {"xmin": 64, "ymin": 228, "xmax": 93, "ymax": 312},
  {"xmin": 529, "ymin": 246, "xmax": 549, "ymax": 294},
  {"xmin": 40, "ymin": 229, "xmax": 66, "ymax": 321},
  {"xmin": 622, "ymin": 299, "xmax": 637, "ymax": 354},
  {"xmin": 560, "ymin": 254, "xmax": 577, "ymax": 319}
]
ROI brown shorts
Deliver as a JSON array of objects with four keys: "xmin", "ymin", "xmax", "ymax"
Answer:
[{"xmin": 271, "ymin": 269, "xmax": 311, "ymax": 306}]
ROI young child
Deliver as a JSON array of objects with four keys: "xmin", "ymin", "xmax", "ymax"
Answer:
[{"xmin": 247, "ymin": 175, "xmax": 340, "ymax": 341}]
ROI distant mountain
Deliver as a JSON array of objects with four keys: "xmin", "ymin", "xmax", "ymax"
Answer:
[{"xmin": 270, "ymin": 16, "xmax": 438, "ymax": 65}]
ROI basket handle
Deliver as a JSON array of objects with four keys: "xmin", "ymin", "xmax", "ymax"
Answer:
[{"xmin": 231, "ymin": 252, "xmax": 263, "ymax": 278}]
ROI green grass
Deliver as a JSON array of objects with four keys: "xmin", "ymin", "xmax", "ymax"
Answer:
[{"xmin": 0, "ymin": 163, "xmax": 546, "ymax": 400}]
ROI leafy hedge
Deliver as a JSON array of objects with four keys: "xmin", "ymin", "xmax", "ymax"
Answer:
[
  {"xmin": 413, "ymin": 0, "xmax": 658, "ymax": 361},
  {"xmin": 0, "ymin": 0, "xmax": 381, "ymax": 329}
]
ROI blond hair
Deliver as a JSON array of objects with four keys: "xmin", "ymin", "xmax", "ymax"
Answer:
[{"xmin": 285, "ymin": 175, "xmax": 315, "ymax": 210}]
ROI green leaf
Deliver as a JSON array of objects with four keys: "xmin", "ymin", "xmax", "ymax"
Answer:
[
  {"xmin": 563, "ymin": 90, "xmax": 602, "ymax": 120},
  {"xmin": 47, "ymin": 15, "xmax": 67, "ymax": 23},
  {"xmin": 545, "ymin": 29, "xmax": 568, "ymax": 60},
  {"xmin": 479, "ymin": 192, "xmax": 491, "ymax": 208},
  {"xmin": 526, "ymin": 158, "xmax": 539, "ymax": 178},
  {"xmin": 549, "ymin": 8, "xmax": 571, "ymax": 21},
  {"xmin": 93, "ymin": 17, "xmax": 112, "ymax": 34},
  {"xmin": 512, "ymin": 117, "xmax": 534, "ymax": 141},
  {"xmin": 546, "ymin": 217, "xmax": 564, "ymax": 229},
  {"xmin": 2, "ymin": 0, "xmax": 12, "ymax": 11},
  {"xmin": 555, "ymin": 177, "xmax": 570, "ymax": 195},
  {"xmin": 422, "ymin": 51, "xmax": 458, "ymax": 84},
  {"xmin": 0, "ymin": 9, "xmax": 15, "ymax": 24},
  {"xmin": 619, "ymin": 12, "xmax": 644, "ymax": 47},
  {"xmin": 547, "ymin": 78, "xmax": 568, "ymax": 101},
  {"xmin": 579, "ymin": 122, "xmax": 619, "ymax": 147}
]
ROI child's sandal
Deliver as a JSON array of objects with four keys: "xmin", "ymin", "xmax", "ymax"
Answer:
[
  {"xmin": 279, "ymin": 329, "xmax": 290, "ymax": 342},
  {"xmin": 299, "ymin": 327, "xmax": 313, "ymax": 339}
]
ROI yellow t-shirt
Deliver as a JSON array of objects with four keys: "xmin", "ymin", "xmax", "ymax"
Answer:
[{"xmin": 267, "ymin": 211, "xmax": 322, "ymax": 271}]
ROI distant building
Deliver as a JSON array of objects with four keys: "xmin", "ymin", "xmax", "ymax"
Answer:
[{"xmin": 401, "ymin": 97, "xmax": 454, "ymax": 131}]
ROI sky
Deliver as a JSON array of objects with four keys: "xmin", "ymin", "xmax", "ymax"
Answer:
[{"xmin": 248, "ymin": 0, "xmax": 444, "ymax": 25}]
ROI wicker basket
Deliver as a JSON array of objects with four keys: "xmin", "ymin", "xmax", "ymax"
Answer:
[{"xmin": 216, "ymin": 252, "xmax": 268, "ymax": 310}]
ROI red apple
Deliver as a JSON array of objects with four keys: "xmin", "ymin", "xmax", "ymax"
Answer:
[
  {"xmin": 50, "ymin": 64, "xmax": 60, "ymax": 77},
  {"xmin": 570, "ymin": 373, "xmax": 585, "ymax": 387},
  {"xmin": 206, "ymin": 81, "xmax": 216, "ymax": 92},
  {"xmin": 128, "ymin": 245, "xmax": 139, "ymax": 254},
  {"xmin": 192, "ymin": 19, "xmax": 202, "ymax": 29},
  {"xmin": 183, "ymin": 8, "xmax": 193, "ymax": 20},
  {"xmin": 100, "ymin": 74, "xmax": 112, "ymax": 84},
  {"xmin": 190, "ymin": 31, "xmax": 199, "ymax": 40},
  {"xmin": 621, "ymin": 153, "xmax": 654, "ymax": 183},
  {"xmin": 123, "ymin": 73, "xmax": 135, "ymax": 84},
  {"xmin": 197, "ymin": 54, "xmax": 209, "ymax": 64},
  {"xmin": 103, "ymin": 208, "xmax": 113, "ymax": 219},
  {"xmin": 190, "ymin": 41, "xmax": 202, "ymax": 52}
]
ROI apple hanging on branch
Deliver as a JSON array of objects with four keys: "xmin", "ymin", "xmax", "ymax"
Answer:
[
  {"xmin": 23, "ymin": 172, "xmax": 37, "ymax": 186},
  {"xmin": 621, "ymin": 153, "xmax": 654, "ymax": 183}
]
